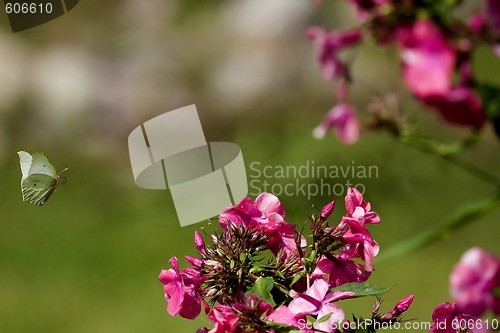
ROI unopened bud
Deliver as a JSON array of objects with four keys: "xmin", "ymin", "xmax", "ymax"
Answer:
[
  {"xmin": 392, "ymin": 295, "xmax": 414, "ymax": 316},
  {"xmin": 196, "ymin": 327, "xmax": 209, "ymax": 333},
  {"xmin": 320, "ymin": 200, "xmax": 335, "ymax": 219},
  {"xmin": 194, "ymin": 231, "xmax": 206, "ymax": 253},
  {"xmin": 378, "ymin": 295, "xmax": 414, "ymax": 321}
]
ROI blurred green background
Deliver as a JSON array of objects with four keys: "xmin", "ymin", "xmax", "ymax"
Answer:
[{"xmin": 0, "ymin": 1, "xmax": 499, "ymax": 332}]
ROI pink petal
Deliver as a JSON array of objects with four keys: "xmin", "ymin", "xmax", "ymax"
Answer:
[
  {"xmin": 169, "ymin": 257, "xmax": 180, "ymax": 273},
  {"xmin": 158, "ymin": 269, "xmax": 176, "ymax": 284},
  {"xmin": 306, "ymin": 279, "xmax": 330, "ymax": 301},
  {"xmin": 255, "ymin": 192, "xmax": 285, "ymax": 217},
  {"xmin": 167, "ymin": 284, "xmax": 184, "ymax": 317},
  {"xmin": 267, "ymin": 306, "xmax": 299, "ymax": 327},
  {"xmin": 289, "ymin": 294, "xmax": 321, "ymax": 316}
]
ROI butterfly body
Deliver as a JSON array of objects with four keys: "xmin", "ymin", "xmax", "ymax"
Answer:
[{"xmin": 17, "ymin": 151, "xmax": 67, "ymax": 206}]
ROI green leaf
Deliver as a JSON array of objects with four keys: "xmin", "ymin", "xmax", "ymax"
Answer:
[
  {"xmin": 316, "ymin": 312, "xmax": 332, "ymax": 324},
  {"xmin": 332, "ymin": 282, "xmax": 391, "ymax": 298},
  {"xmin": 290, "ymin": 272, "xmax": 304, "ymax": 287},
  {"xmin": 245, "ymin": 277, "xmax": 276, "ymax": 306},
  {"xmin": 249, "ymin": 262, "xmax": 271, "ymax": 274}
]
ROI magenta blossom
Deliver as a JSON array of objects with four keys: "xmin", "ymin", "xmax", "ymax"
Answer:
[
  {"xmin": 397, "ymin": 20, "xmax": 456, "ymax": 98},
  {"xmin": 289, "ymin": 279, "xmax": 355, "ymax": 332},
  {"xmin": 340, "ymin": 228, "xmax": 379, "ymax": 272},
  {"xmin": 207, "ymin": 305, "xmax": 240, "ymax": 333},
  {"xmin": 486, "ymin": 0, "xmax": 500, "ymax": 32},
  {"xmin": 158, "ymin": 257, "xmax": 207, "ymax": 320},
  {"xmin": 233, "ymin": 294, "xmax": 274, "ymax": 319},
  {"xmin": 423, "ymin": 87, "xmax": 486, "ymax": 129},
  {"xmin": 313, "ymin": 254, "xmax": 371, "ymax": 287},
  {"xmin": 333, "ymin": 188, "xmax": 380, "ymax": 272},
  {"xmin": 313, "ymin": 103, "xmax": 360, "ymax": 144},
  {"xmin": 429, "ymin": 302, "xmax": 488, "ymax": 333},
  {"xmin": 468, "ymin": 13, "xmax": 487, "ymax": 34},
  {"xmin": 219, "ymin": 193, "xmax": 298, "ymax": 255},
  {"xmin": 344, "ymin": 187, "xmax": 380, "ymax": 225},
  {"xmin": 450, "ymin": 247, "xmax": 500, "ymax": 317},
  {"xmin": 307, "ymin": 26, "xmax": 363, "ymax": 81}
]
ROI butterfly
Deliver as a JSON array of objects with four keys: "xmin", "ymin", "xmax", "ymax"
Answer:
[{"xmin": 17, "ymin": 151, "xmax": 68, "ymax": 206}]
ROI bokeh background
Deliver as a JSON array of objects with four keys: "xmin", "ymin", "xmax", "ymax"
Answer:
[{"xmin": 0, "ymin": 1, "xmax": 499, "ymax": 332}]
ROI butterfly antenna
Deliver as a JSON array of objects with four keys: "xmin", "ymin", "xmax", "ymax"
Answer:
[
  {"xmin": 57, "ymin": 168, "xmax": 69, "ymax": 185},
  {"xmin": 58, "ymin": 167, "xmax": 69, "ymax": 176}
]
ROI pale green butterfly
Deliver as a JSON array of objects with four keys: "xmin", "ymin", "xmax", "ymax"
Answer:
[{"xmin": 17, "ymin": 151, "xmax": 68, "ymax": 206}]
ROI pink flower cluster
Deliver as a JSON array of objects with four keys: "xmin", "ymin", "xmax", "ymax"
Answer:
[
  {"xmin": 430, "ymin": 247, "xmax": 500, "ymax": 333},
  {"xmin": 310, "ymin": 0, "xmax": 500, "ymax": 144},
  {"xmin": 158, "ymin": 188, "xmax": 414, "ymax": 333}
]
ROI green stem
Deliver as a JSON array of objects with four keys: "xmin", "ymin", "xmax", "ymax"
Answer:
[
  {"xmin": 377, "ymin": 191, "xmax": 500, "ymax": 263},
  {"xmin": 441, "ymin": 154, "xmax": 500, "ymax": 189},
  {"xmin": 397, "ymin": 129, "xmax": 500, "ymax": 188}
]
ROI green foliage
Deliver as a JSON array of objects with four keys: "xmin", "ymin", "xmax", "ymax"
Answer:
[
  {"xmin": 245, "ymin": 277, "xmax": 276, "ymax": 307},
  {"xmin": 332, "ymin": 282, "xmax": 392, "ymax": 298}
]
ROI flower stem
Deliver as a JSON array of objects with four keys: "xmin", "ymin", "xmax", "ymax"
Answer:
[
  {"xmin": 397, "ymin": 132, "xmax": 500, "ymax": 188},
  {"xmin": 377, "ymin": 191, "xmax": 500, "ymax": 262}
]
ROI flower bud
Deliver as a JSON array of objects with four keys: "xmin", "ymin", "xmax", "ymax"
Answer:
[
  {"xmin": 194, "ymin": 231, "xmax": 205, "ymax": 253},
  {"xmin": 196, "ymin": 328, "xmax": 209, "ymax": 333},
  {"xmin": 320, "ymin": 200, "xmax": 335, "ymax": 219},
  {"xmin": 185, "ymin": 255, "xmax": 203, "ymax": 268},
  {"xmin": 393, "ymin": 295, "xmax": 414, "ymax": 315},
  {"xmin": 379, "ymin": 295, "xmax": 414, "ymax": 321}
]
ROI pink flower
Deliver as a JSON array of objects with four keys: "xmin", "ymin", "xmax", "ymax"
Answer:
[
  {"xmin": 313, "ymin": 103, "xmax": 360, "ymax": 144},
  {"xmin": 328, "ymin": 188, "xmax": 380, "ymax": 272},
  {"xmin": 340, "ymin": 229, "xmax": 379, "ymax": 272},
  {"xmin": 158, "ymin": 257, "xmax": 206, "ymax": 320},
  {"xmin": 207, "ymin": 306, "xmax": 240, "ymax": 333},
  {"xmin": 450, "ymin": 247, "xmax": 500, "ymax": 317},
  {"xmin": 422, "ymin": 87, "xmax": 486, "ymax": 129},
  {"xmin": 307, "ymin": 27, "xmax": 363, "ymax": 81},
  {"xmin": 344, "ymin": 187, "xmax": 380, "ymax": 225},
  {"xmin": 219, "ymin": 193, "xmax": 298, "ymax": 255},
  {"xmin": 468, "ymin": 13, "xmax": 486, "ymax": 33},
  {"xmin": 397, "ymin": 20, "xmax": 456, "ymax": 98},
  {"xmin": 289, "ymin": 279, "xmax": 354, "ymax": 332},
  {"xmin": 429, "ymin": 302, "xmax": 486, "ymax": 333},
  {"xmin": 394, "ymin": 18, "xmax": 486, "ymax": 130},
  {"xmin": 486, "ymin": 0, "xmax": 500, "ymax": 32},
  {"xmin": 233, "ymin": 294, "xmax": 274, "ymax": 319},
  {"xmin": 313, "ymin": 254, "xmax": 371, "ymax": 287}
]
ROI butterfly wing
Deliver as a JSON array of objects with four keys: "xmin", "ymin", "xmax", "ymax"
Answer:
[
  {"xmin": 17, "ymin": 151, "xmax": 33, "ymax": 181},
  {"xmin": 28, "ymin": 152, "xmax": 57, "ymax": 178},
  {"xmin": 21, "ymin": 174, "xmax": 58, "ymax": 206}
]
